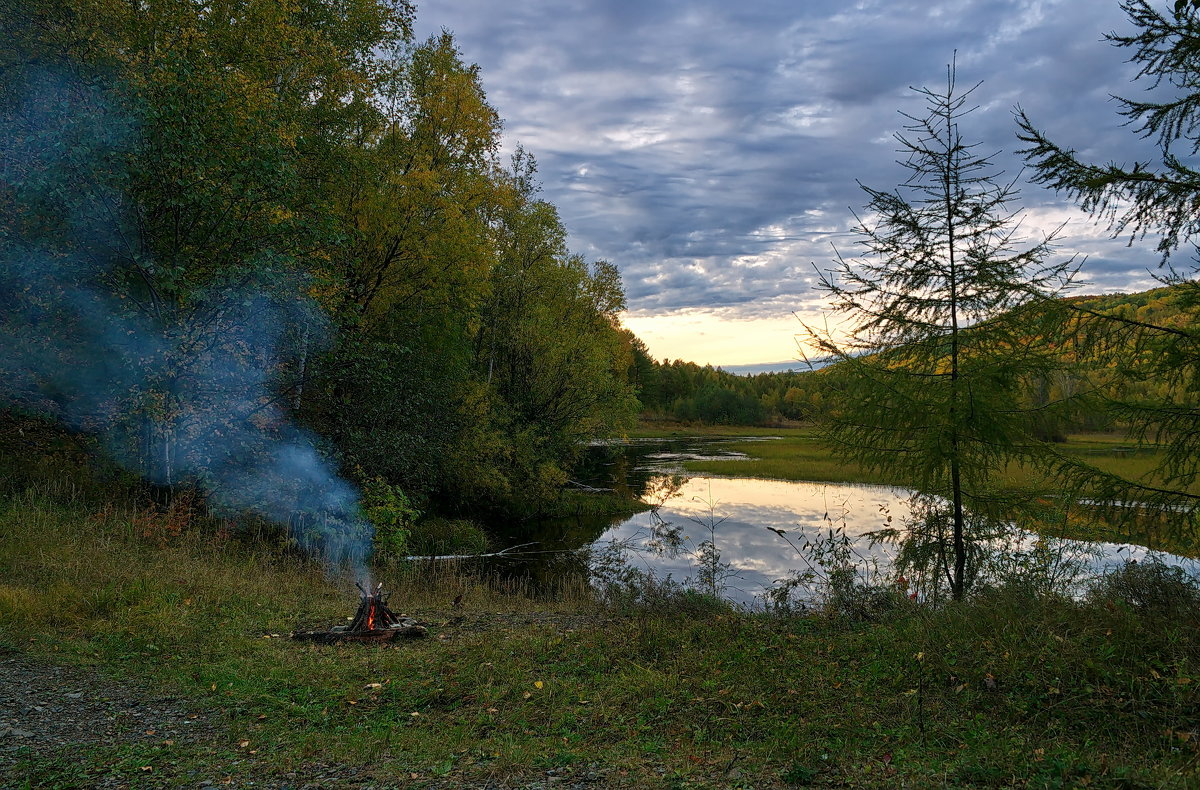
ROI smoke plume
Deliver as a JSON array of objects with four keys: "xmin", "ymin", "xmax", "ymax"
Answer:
[{"xmin": 0, "ymin": 68, "xmax": 372, "ymax": 573}]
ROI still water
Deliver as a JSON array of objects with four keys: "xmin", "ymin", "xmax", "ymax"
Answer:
[{"xmin": 492, "ymin": 436, "xmax": 1198, "ymax": 608}]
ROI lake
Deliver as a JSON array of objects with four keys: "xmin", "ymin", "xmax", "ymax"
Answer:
[{"xmin": 490, "ymin": 436, "xmax": 1199, "ymax": 608}]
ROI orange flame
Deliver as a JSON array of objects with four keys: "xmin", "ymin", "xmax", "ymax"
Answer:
[{"xmin": 367, "ymin": 600, "xmax": 376, "ymax": 631}]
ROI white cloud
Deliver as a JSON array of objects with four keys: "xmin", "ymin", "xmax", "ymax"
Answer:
[{"xmin": 417, "ymin": 0, "xmax": 1175, "ymax": 362}]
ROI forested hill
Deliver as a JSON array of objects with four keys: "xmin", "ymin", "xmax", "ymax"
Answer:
[
  {"xmin": 630, "ymin": 285, "xmax": 1198, "ymax": 428},
  {"xmin": 0, "ymin": 1, "xmax": 638, "ymax": 523},
  {"xmin": 1067, "ymin": 285, "xmax": 1196, "ymax": 327}
]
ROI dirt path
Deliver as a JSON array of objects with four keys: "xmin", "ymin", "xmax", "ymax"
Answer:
[
  {"xmin": 0, "ymin": 652, "xmax": 408, "ymax": 788},
  {"xmin": 0, "ymin": 651, "xmax": 234, "ymax": 787},
  {"xmin": 0, "ymin": 650, "xmax": 616, "ymax": 789}
]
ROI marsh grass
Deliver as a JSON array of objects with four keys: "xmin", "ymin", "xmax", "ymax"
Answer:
[
  {"xmin": 4, "ymin": 477, "xmax": 1200, "ymax": 788},
  {"xmin": 663, "ymin": 427, "xmax": 1179, "ymax": 487}
]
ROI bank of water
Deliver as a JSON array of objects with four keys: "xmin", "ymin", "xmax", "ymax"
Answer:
[{"xmin": 488, "ymin": 436, "xmax": 1198, "ymax": 608}]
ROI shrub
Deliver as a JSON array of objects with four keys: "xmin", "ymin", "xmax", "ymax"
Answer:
[
  {"xmin": 1087, "ymin": 558, "xmax": 1200, "ymax": 619},
  {"xmin": 406, "ymin": 517, "xmax": 489, "ymax": 557},
  {"xmin": 362, "ymin": 477, "xmax": 420, "ymax": 557}
]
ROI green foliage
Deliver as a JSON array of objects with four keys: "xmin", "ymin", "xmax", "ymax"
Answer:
[
  {"xmin": 632, "ymin": 354, "xmax": 821, "ymax": 426},
  {"xmin": 807, "ymin": 66, "xmax": 1080, "ymax": 599},
  {"xmin": 405, "ymin": 517, "xmax": 489, "ymax": 557},
  {"xmin": 1087, "ymin": 558, "xmax": 1200, "ymax": 618},
  {"xmin": 1, "ymin": 0, "xmax": 643, "ymax": 526},
  {"xmin": 1018, "ymin": 0, "xmax": 1200, "ymax": 527},
  {"xmin": 361, "ymin": 476, "xmax": 419, "ymax": 557}
]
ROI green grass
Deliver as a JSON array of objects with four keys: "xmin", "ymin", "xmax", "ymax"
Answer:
[
  {"xmin": 634, "ymin": 425, "xmax": 1175, "ymax": 488},
  {"xmin": 4, "ymin": 483, "xmax": 1200, "ymax": 788}
]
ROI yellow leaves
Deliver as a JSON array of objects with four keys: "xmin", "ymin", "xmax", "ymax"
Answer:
[{"xmin": 520, "ymin": 680, "xmax": 547, "ymax": 701}]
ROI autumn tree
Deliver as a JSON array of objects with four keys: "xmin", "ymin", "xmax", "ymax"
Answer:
[
  {"xmin": 471, "ymin": 150, "xmax": 638, "ymax": 511},
  {"xmin": 807, "ymin": 65, "xmax": 1079, "ymax": 600}
]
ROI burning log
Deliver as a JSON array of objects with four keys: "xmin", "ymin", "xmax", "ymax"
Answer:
[{"xmin": 292, "ymin": 582, "xmax": 427, "ymax": 644}]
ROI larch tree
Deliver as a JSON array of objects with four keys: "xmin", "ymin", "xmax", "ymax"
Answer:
[
  {"xmin": 1017, "ymin": 0, "xmax": 1200, "ymax": 528},
  {"xmin": 807, "ymin": 64, "xmax": 1080, "ymax": 600}
]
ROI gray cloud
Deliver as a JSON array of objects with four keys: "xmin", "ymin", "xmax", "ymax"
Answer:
[{"xmin": 416, "ymin": 0, "xmax": 1173, "ymax": 318}]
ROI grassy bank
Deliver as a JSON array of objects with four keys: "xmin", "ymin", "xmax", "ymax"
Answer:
[
  {"xmin": 633, "ymin": 426, "xmax": 1175, "ymax": 488},
  {"xmin": 3, "ymin": 483, "xmax": 1200, "ymax": 788}
]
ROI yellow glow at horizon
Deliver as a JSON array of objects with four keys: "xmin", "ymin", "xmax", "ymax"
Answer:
[{"xmin": 620, "ymin": 310, "xmax": 833, "ymax": 367}]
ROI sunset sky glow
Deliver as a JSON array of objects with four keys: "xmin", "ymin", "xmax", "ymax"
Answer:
[{"xmin": 415, "ymin": 0, "xmax": 1169, "ymax": 368}]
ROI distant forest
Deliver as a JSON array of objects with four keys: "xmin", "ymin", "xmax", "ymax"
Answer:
[{"xmin": 632, "ymin": 287, "xmax": 1193, "ymax": 434}]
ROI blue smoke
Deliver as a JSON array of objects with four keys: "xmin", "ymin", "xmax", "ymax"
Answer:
[{"xmin": 0, "ymin": 68, "xmax": 372, "ymax": 574}]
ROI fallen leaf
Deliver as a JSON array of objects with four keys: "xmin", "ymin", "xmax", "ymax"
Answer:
[
  {"xmin": 365, "ymin": 683, "xmax": 383, "ymax": 690},
  {"xmin": 534, "ymin": 681, "xmax": 544, "ymax": 689},
  {"xmin": 238, "ymin": 740, "xmax": 250, "ymax": 749}
]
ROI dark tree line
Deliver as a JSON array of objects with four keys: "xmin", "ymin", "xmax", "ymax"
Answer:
[{"xmin": 627, "ymin": 337, "xmax": 833, "ymax": 425}]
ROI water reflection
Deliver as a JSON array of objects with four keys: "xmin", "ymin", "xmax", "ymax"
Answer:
[
  {"xmin": 597, "ymin": 476, "xmax": 909, "ymax": 606},
  {"xmin": 492, "ymin": 436, "xmax": 1200, "ymax": 608}
]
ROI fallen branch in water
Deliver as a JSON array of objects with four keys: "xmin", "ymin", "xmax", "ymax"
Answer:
[
  {"xmin": 396, "ymin": 542, "xmax": 540, "ymax": 562},
  {"xmin": 566, "ymin": 480, "xmax": 614, "ymax": 493}
]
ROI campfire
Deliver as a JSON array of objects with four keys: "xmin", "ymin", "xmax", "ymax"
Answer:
[{"xmin": 293, "ymin": 582, "xmax": 427, "ymax": 643}]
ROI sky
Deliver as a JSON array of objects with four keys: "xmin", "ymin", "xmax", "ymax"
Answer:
[{"xmin": 413, "ymin": 0, "xmax": 1171, "ymax": 368}]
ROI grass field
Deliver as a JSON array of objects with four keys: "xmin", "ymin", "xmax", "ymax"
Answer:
[
  {"xmin": 632, "ymin": 425, "xmax": 1172, "ymax": 488},
  {"xmin": 3, "ymin": 486, "xmax": 1200, "ymax": 788}
]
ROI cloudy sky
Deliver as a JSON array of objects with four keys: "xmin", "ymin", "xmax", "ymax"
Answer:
[{"xmin": 414, "ymin": 0, "xmax": 1169, "ymax": 369}]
